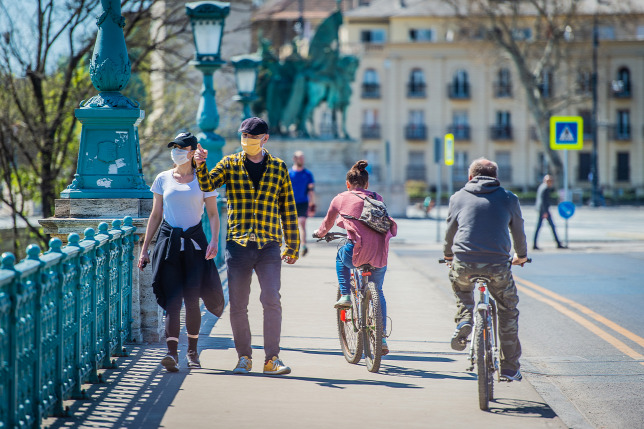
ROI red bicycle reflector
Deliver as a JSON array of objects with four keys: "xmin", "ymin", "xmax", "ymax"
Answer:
[
  {"xmin": 340, "ymin": 310, "xmax": 346, "ymax": 322},
  {"xmin": 362, "ymin": 272, "xmax": 371, "ymax": 276},
  {"xmin": 479, "ymin": 286, "xmax": 486, "ymax": 292}
]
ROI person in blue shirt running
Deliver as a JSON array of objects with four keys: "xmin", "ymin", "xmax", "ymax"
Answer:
[{"xmin": 289, "ymin": 151, "xmax": 316, "ymax": 256}]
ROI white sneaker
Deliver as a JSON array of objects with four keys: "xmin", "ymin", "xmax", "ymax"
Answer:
[{"xmin": 232, "ymin": 356, "xmax": 252, "ymax": 374}]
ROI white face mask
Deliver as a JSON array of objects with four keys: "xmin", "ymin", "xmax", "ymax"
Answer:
[{"xmin": 171, "ymin": 148, "xmax": 190, "ymax": 165}]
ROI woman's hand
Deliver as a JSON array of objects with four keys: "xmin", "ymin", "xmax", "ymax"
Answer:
[
  {"xmin": 205, "ymin": 239, "xmax": 218, "ymax": 260},
  {"xmin": 138, "ymin": 249, "xmax": 150, "ymax": 271}
]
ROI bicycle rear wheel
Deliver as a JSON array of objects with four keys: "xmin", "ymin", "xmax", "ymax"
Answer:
[
  {"xmin": 362, "ymin": 282, "xmax": 383, "ymax": 373},
  {"xmin": 337, "ymin": 289, "xmax": 363, "ymax": 364},
  {"xmin": 475, "ymin": 310, "xmax": 491, "ymax": 411}
]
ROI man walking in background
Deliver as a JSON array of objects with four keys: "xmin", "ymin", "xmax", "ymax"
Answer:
[
  {"xmin": 533, "ymin": 174, "xmax": 565, "ymax": 250},
  {"xmin": 289, "ymin": 150, "xmax": 316, "ymax": 257}
]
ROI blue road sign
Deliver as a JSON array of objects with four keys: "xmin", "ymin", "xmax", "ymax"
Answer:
[
  {"xmin": 550, "ymin": 116, "xmax": 583, "ymax": 150},
  {"xmin": 558, "ymin": 201, "xmax": 576, "ymax": 219}
]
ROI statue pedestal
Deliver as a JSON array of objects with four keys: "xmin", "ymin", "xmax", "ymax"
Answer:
[{"xmin": 39, "ymin": 198, "xmax": 163, "ymax": 343}]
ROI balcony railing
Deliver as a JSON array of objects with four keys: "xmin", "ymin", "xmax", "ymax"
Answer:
[
  {"xmin": 361, "ymin": 123, "xmax": 381, "ymax": 139},
  {"xmin": 448, "ymin": 82, "xmax": 470, "ymax": 99},
  {"xmin": 610, "ymin": 81, "xmax": 632, "ymax": 99},
  {"xmin": 405, "ymin": 124, "xmax": 427, "ymax": 140},
  {"xmin": 447, "ymin": 124, "xmax": 471, "ymax": 140},
  {"xmin": 489, "ymin": 125, "xmax": 513, "ymax": 140},
  {"xmin": 493, "ymin": 82, "xmax": 512, "ymax": 98},
  {"xmin": 407, "ymin": 82, "xmax": 426, "ymax": 98},
  {"xmin": 609, "ymin": 124, "xmax": 631, "ymax": 141},
  {"xmin": 406, "ymin": 164, "xmax": 427, "ymax": 181},
  {"xmin": 361, "ymin": 83, "xmax": 381, "ymax": 98}
]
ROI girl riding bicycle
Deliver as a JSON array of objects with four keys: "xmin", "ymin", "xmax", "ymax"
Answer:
[{"xmin": 313, "ymin": 160, "xmax": 397, "ymax": 354}]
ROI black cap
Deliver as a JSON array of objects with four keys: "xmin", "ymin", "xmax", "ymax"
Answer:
[
  {"xmin": 167, "ymin": 132, "xmax": 198, "ymax": 149},
  {"xmin": 238, "ymin": 117, "xmax": 268, "ymax": 135}
]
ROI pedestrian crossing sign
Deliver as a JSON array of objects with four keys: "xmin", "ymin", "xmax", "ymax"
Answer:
[{"xmin": 550, "ymin": 116, "xmax": 583, "ymax": 150}]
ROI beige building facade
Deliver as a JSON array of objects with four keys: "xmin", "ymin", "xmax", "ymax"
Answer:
[{"xmin": 342, "ymin": 1, "xmax": 644, "ymax": 213}]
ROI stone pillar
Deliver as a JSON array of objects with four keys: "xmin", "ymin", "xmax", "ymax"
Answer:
[{"xmin": 39, "ymin": 198, "xmax": 164, "ymax": 343}]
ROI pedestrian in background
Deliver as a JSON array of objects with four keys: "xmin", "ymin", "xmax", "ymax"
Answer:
[
  {"xmin": 443, "ymin": 157, "xmax": 528, "ymax": 381},
  {"xmin": 139, "ymin": 132, "xmax": 224, "ymax": 372},
  {"xmin": 289, "ymin": 150, "xmax": 316, "ymax": 257},
  {"xmin": 533, "ymin": 174, "xmax": 566, "ymax": 250},
  {"xmin": 193, "ymin": 117, "xmax": 300, "ymax": 376}
]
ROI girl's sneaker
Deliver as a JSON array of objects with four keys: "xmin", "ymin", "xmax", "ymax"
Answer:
[
  {"xmin": 161, "ymin": 353, "xmax": 179, "ymax": 372},
  {"xmin": 382, "ymin": 338, "xmax": 389, "ymax": 356},
  {"xmin": 334, "ymin": 295, "xmax": 352, "ymax": 309}
]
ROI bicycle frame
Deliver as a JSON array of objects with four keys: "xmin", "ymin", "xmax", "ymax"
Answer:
[{"xmin": 467, "ymin": 278, "xmax": 499, "ymax": 379}]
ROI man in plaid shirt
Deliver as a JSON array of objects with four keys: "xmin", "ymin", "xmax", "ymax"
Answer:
[{"xmin": 194, "ymin": 117, "xmax": 300, "ymax": 375}]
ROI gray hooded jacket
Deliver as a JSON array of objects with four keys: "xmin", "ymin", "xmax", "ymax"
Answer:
[{"xmin": 443, "ymin": 176, "xmax": 528, "ymax": 264}]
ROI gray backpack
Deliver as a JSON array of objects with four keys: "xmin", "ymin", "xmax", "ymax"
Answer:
[{"xmin": 344, "ymin": 191, "xmax": 392, "ymax": 234}]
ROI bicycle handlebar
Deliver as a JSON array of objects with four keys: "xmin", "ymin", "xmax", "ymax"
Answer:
[{"xmin": 312, "ymin": 231, "xmax": 347, "ymax": 242}]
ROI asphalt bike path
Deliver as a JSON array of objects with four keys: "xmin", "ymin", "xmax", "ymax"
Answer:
[{"xmin": 159, "ymin": 238, "xmax": 565, "ymax": 429}]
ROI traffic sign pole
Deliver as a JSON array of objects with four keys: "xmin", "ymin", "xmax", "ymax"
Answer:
[{"xmin": 564, "ymin": 149, "xmax": 569, "ymax": 246}]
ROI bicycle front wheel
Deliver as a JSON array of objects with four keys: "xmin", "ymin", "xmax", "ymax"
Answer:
[
  {"xmin": 362, "ymin": 282, "xmax": 383, "ymax": 373},
  {"xmin": 337, "ymin": 289, "xmax": 363, "ymax": 364},
  {"xmin": 475, "ymin": 310, "xmax": 491, "ymax": 411}
]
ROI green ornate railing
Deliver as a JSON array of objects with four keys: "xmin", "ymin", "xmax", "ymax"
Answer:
[{"xmin": 0, "ymin": 217, "xmax": 136, "ymax": 429}]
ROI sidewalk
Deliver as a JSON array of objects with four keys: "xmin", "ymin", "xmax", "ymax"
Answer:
[{"xmin": 46, "ymin": 239, "xmax": 565, "ymax": 429}]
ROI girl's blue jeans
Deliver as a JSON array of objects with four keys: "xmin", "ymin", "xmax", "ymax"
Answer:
[{"xmin": 336, "ymin": 241, "xmax": 388, "ymax": 331}]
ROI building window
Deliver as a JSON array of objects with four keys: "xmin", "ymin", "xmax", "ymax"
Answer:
[
  {"xmin": 616, "ymin": 152, "xmax": 630, "ymax": 182},
  {"xmin": 494, "ymin": 68, "xmax": 512, "ymax": 97},
  {"xmin": 406, "ymin": 110, "xmax": 426, "ymax": 140},
  {"xmin": 361, "ymin": 109, "xmax": 380, "ymax": 139},
  {"xmin": 495, "ymin": 151, "xmax": 512, "ymax": 182},
  {"xmin": 360, "ymin": 29, "xmax": 386, "ymax": 44},
  {"xmin": 362, "ymin": 68, "xmax": 380, "ymax": 98},
  {"xmin": 611, "ymin": 109, "xmax": 631, "ymax": 140},
  {"xmin": 538, "ymin": 69, "xmax": 554, "ymax": 98},
  {"xmin": 611, "ymin": 67, "xmax": 631, "ymax": 98},
  {"xmin": 579, "ymin": 110, "xmax": 593, "ymax": 139},
  {"xmin": 490, "ymin": 111, "xmax": 512, "ymax": 140},
  {"xmin": 409, "ymin": 28, "xmax": 434, "ymax": 42},
  {"xmin": 578, "ymin": 152, "xmax": 591, "ymax": 182},
  {"xmin": 511, "ymin": 27, "xmax": 532, "ymax": 41},
  {"xmin": 453, "ymin": 151, "xmax": 469, "ymax": 184},
  {"xmin": 448, "ymin": 69, "xmax": 470, "ymax": 99},
  {"xmin": 407, "ymin": 68, "xmax": 426, "ymax": 97},
  {"xmin": 598, "ymin": 26, "xmax": 615, "ymax": 40},
  {"xmin": 406, "ymin": 150, "xmax": 426, "ymax": 181},
  {"xmin": 576, "ymin": 69, "xmax": 592, "ymax": 95},
  {"xmin": 448, "ymin": 110, "xmax": 470, "ymax": 140}
]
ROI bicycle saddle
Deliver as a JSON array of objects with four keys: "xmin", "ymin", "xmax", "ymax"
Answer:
[
  {"xmin": 468, "ymin": 275, "xmax": 492, "ymax": 283},
  {"xmin": 357, "ymin": 264, "xmax": 377, "ymax": 272}
]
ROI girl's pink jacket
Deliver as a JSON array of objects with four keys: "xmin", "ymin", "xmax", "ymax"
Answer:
[{"xmin": 316, "ymin": 188, "xmax": 397, "ymax": 268}]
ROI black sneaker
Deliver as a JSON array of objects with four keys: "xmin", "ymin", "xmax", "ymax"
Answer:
[
  {"xmin": 186, "ymin": 350, "xmax": 201, "ymax": 369},
  {"xmin": 161, "ymin": 353, "xmax": 179, "ymax": 372},
  {"xmin": 450, "ymin": 321, "xmax": 472, "ymax": 351},
  {"xmin": 500, "ymin": 368, "xmax": 522, "ymax": 382}
]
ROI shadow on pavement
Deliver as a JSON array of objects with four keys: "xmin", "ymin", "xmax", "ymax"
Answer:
[
  {"xmin": 194, "ymin": 368, "xmax": 422, "ymax": 390},
  {"xmin": 379, "ymin": 363, "xmax": 476, "ymax": 381},
  {"xmin": 489, "ymin": 398, "xmax": 558, "ymax": 419},
  {"xmin": 44, "ymin": 344, "xmax": 188, "ymax": 429}
]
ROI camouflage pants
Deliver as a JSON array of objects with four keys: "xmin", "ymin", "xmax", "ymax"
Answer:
[{"xmin": 448, "ymin": 260, "xmax": 522, "ymax": 372}]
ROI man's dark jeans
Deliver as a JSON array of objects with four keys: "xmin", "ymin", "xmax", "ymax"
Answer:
[
  {"xmin": 449, "ymin": 259, "xmax": 522, "ymax": 372},
  {"xmin": 225, "ymin": 240, "xmax": 282, "ymax": 360}
]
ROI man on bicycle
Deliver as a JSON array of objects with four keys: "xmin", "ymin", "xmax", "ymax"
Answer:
[{"xmin": 443, "ymin": 158, "xmax": 528, "ymax": 381}]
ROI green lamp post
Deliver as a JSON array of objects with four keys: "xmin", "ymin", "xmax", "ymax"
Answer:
[
  {"xmin": 61, "ymin": 0, "xmax": 150, "ymax": 199},
  {"xmin": 186, "ymin": 1, "xmax": 230, "ymax": 162},
  {"xmin": 231, "ymin": 53, "xmax": 261, "ymax": 120}
]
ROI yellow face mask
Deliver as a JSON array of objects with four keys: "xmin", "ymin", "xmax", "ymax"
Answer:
[{"xmin": 241, "ymin": 136, "xmax": 263, "ymax": 156}]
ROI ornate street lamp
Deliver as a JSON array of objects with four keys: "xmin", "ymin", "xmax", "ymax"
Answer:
[
  {"xmin": 186, "ymin": 1, "xmax": 230, "ymax": 266},
  {"xmin": 185, "ymin": 1, "xmax": 230, "ymax": 163},
  {"xmin": 231, "ymin": 53, "xmax": 261, "ymax": 120}
]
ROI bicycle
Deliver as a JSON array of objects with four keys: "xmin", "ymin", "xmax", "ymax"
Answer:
[
  {"xmin": 439, "ymin": 258, "xmax": 531, "ymax": 411},
  {"xmin": 313, "ymin": 231, "xmax": 384, "ymax": 373}
]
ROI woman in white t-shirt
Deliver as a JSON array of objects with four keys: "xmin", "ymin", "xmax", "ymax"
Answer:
[{"xmin": 138, "ymin": 132, "xmax": 222, "ymax": 372}]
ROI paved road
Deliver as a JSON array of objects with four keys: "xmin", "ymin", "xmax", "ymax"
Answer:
[{"xmin": 42, "ymin": 205, "xmax": 643, "ymax": 428}]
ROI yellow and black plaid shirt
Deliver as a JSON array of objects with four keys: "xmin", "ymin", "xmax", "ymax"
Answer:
[{"xmin": 196, "ymin": 150, "xmax": 300, "ymax": 259}]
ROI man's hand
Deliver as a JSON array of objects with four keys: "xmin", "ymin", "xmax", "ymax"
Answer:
[
  {"xmin": 282, "ymin": 254, "xmax": 297, "ymax": 264},
  {"xmin": 443, "ymin": 255, "xmax": 453, "ymax": 268},
  {"xmin": 194, "ymin": 143, "xmax": 208, "ymax": 166},
  {"xmin": 312, "ymin": 229, "xmax": 324, "ymax": 238},
  {"xmin": 512, "ymin": 253, "xmax": 529, "ymax": 266}
]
